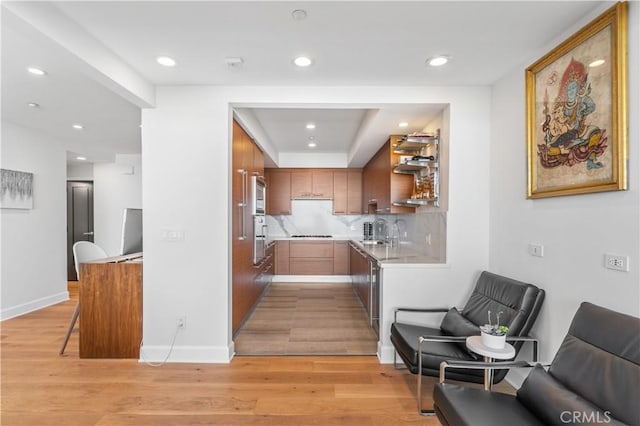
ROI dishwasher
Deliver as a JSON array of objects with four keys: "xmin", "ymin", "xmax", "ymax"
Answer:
[
  {"xmin": 349, "ymin": 242, "xmax": 380, "ymax": 337},
  {"xmin": 369, "ymin": 257, "xmax": 380, "ymax": 337}
]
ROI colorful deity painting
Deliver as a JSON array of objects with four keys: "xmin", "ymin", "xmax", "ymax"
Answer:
[{"xmin": 538, "ymin": 58, "xmax": 607, "ymax": 170}]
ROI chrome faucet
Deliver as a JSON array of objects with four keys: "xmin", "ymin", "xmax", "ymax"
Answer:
[{"xmin": 373, "ymin": 218, "xmax": 387, "ymax": 243}]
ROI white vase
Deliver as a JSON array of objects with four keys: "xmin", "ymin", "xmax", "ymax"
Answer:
[{"xmin": 481, "ymin": 331, "xmax": 506, "ymax": 349}]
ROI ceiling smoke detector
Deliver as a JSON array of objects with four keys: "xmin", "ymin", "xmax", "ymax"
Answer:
[
  {"xmin": 291, "ymin": 9, "xmax": 307, "ymax": 21},
  {"xmin": 225, "ymin": 57, "xmax": 244, "ymax": 68}
]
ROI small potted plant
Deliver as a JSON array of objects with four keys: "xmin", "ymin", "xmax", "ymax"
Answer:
[{"xmin": 480, "ymin": 311, "xmax": 509, "ymax": 349}]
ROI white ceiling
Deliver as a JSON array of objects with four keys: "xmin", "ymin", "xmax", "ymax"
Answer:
[{"xmin": 1, "ymin": 1, "xmax": 609, "ymax": 167}]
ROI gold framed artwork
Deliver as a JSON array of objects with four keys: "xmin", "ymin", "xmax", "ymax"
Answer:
[{"xmin": 526, "ymin": 2, "xmax": 628, "ymax": 199}]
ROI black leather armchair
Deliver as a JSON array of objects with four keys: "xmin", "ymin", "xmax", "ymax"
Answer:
[
  {"xmin": 390, "ymin": 271, "xmax": 545, "ymax": 414},
  {"xmin": 434, "ymin": 302, "xmax": 640, "ymax": 426}
]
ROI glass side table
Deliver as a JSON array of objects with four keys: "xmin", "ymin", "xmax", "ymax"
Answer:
[{"xmin": 466, "ymin": 335, "xmax": 516, "ymax": 391}]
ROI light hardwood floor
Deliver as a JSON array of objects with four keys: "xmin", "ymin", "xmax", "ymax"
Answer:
[
  {"xmin": 1, "ymin": 283, "xmax": 511, "ymax": 425},
  {"xmin": 235, "ymin": 283, "xmax": 378, "ymax": 355}
]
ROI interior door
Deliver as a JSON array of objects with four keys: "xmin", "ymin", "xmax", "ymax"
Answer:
[{"xmin": 67, "ymin": 181, "xmax": 94, "ymax": 280}]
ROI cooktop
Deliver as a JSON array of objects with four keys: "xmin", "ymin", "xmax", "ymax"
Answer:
[{"xmin": 290, "ymin": 234, "xmax": 333, "ymax": 238}]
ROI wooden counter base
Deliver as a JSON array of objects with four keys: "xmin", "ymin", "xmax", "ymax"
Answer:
[{"xmin": 79, "ymin": 258, "xmax": 142, "ymax": 358}]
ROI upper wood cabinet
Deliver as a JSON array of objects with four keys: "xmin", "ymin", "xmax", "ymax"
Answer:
[
  {"xmin": 291, "ymin": 170, "xmax": 333, "ymax": 198},
  {"xmin": 333, "ymin": 170, "xmax": 362, "ymax": 215},
  {"xmin": 266, "ymin": 168, "xmax": 361, "ymax": 215},
  {"xmin": 265, "ymin": 170, "xmax": 291, "ymax": 215},
  {"xmin": 362, "ymin": 136, "xmax": 414, "ymax": 214}
]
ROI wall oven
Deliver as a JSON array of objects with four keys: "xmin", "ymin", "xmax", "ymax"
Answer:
[
  {"xmin": 251, "ymin": 176, "xmax": 266, "ymax": 215},
  {"xmin": 252, "ymin": 175, "xmax": 267, "ymax": 265},
  {"xmin": 253, "ymin": 215, "xmax": 267, "ymax": 265}
]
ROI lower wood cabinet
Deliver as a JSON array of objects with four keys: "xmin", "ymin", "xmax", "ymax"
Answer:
[
  {"xmin": 275, "ymin": 240, "xmax": 351, "ymax": 275},
  {"xmin": 289, "ymin": 259, "xmax": 334, "ymax": 275},
  {"xmin": 275, "ymin": 240, "xmax": 290, "ymax": 274},
  {"xmin": 333, "ymin": 241, "xmax": 350, "ymax": 274}
]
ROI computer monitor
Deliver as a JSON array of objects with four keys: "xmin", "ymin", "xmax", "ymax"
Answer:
[{"xmin": 120, "ymin": 208, "xmax": 143, "ymax": 255}]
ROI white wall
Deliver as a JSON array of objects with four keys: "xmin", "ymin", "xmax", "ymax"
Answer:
[
  {"xmin": 489, "ymin": 2, "xmax": 640, "ymax": 385},
  {"xmin": 141, "ymin": 85, "xmax": 491, "ymax": 362},
  {"xmin": 1, "ymin": 122, "xmax": 68, "ymax": 319},
  {"xmin": 66, "ymin": 163, "xmax": 93, "ymax": 180},
  {"xmin": 93, "ymin": 154, "xmax": 142, "ymax": 256}
]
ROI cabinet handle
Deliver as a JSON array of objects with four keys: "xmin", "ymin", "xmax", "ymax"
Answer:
[
  {"xmin": 238, "ymin": 169, "xmax": 247, "ymax": 240},
  {"xmin": 334, "ymin": 210, "xmax": 345, "ymax": 214}
]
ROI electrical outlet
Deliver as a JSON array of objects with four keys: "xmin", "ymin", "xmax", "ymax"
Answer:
[
  {"xmin": 426, "ymin": 233, "xmax": 432, "ymax": 245},
  {"xmin": 604, "ymin": 254, "xmax": 629, "ymax": 272},
  {"xmin": 528, "ymin": 244, "xmax": 544, "ymax": 257},
  {"xmin": 177, "ymin": 316, "xmax": 187, "ymax": 329}
]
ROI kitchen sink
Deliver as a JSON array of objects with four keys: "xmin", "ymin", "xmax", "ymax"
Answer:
[{"xmin": 360, "ymin": 240, "xmax": 385, "ymax": 245}]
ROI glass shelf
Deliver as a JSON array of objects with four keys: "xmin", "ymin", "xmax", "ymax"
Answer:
[
  {"xmin": 392, "ymin": 198, "xmax": 438, "ymax": 207},
  {"xmin": 393, "ymin": 135, "xmax": 439, "ymax": 154},
  {"xmin": 393, "ymin": 160, "xmax": 438, "ymax": 173}
]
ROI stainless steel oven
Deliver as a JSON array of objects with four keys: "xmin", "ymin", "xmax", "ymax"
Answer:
[
  {"xmin": 253, "ymin": 215, "xmax": 267, "ymax": 265},
  {"xmin": 251, "ymin": 176, "xmax": 266, "ymax": 215}
]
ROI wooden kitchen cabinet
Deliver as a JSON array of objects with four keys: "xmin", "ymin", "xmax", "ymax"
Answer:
[
  {"xmin": 232, "ymin": 120, "xmax": 267, "ymax": 334},
  {"xmin": 290, "ymin": 170, "xmax": 333, "ymax": 198},
  {"xmin": 333, "ymin": 170, "xmax": 362, "ymax": 214},
  {"xmin": 333, "ymin": 241, "xmax": 350, "ymax": 274},
  {"xmin": 362, "ymin": 136, "xmax": 414, "ymax": 214},
  {"xmin": 265, "ymin": 170, "xmax": 291, "ymax": 215},
  {"xmin": 275, "ymin": 240, "xmax": 290, "ymax": 274},
  {"xmin": 288, "ymin": 241, "xmax": 334, "ymax": 275}
]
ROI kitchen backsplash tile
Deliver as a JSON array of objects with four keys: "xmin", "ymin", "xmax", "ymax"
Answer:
[
  {"xmin": 266, "ymin": 200, "xmax": 446, "ymax": 261},
  {"xmin": 267, "ymin": 200, "xmax": 373, "ymax": 237}
]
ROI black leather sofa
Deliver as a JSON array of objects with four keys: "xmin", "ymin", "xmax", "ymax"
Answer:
[{"xmin": 434, "ymin": 302, "xmax": 640, "ymax": 426}]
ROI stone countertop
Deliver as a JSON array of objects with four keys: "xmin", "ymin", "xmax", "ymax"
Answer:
[
  {"xmin": 350, "ymin": 240, "xmax": 440, "ymax": 266},
  {"xmin": 269, "ymin": 235, "xmax": 441, "ymax": 265},
  {"xmin": 270, "ymin": 235, "xmax": 354, "ymax": 241}
]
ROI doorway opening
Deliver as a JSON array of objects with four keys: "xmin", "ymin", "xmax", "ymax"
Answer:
[{"xmin": 66, "ymin": 181, "xmax": 94, "ymax": 281}]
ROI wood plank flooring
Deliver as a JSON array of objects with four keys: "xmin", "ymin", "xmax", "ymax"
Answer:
[
  {"xmin": 234, "ymin": 283, "xmax": 378, "ymax": 355},
  {"xmin": 1, "ymin": 282, "xmax": 513, "ymax": 425}
]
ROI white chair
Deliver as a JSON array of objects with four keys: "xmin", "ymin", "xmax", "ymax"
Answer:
[{"xmin": 59, "ymin": 241, "xmax": 108, "ymax": 355}]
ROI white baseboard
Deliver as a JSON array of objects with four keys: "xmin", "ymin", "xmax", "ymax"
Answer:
[
  {"xmin": 272, "ymin": 275, "xmax": 352, "ymax": 283},
  {"xmin": 138, "ymin": 344, "xmax": 233, "ymax": 363},
  {"xmin": 378, "ymin": 344, "xmax": 396, "ymax": 363},
  {"xmin": 0, "ymin": 291, "xmax": 69, "ymax": 321}
]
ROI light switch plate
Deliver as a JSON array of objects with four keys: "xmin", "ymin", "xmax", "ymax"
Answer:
[{"xmin": 528, "ymin": 244, "xmax": 544, "ymax": 257}]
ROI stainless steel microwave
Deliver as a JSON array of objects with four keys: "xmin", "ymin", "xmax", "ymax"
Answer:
[{"xmin": 251, "ymin": 175, "xmax": 266, "ymax": 215}]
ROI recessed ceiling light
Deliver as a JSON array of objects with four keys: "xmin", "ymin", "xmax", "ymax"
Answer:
[
  {"xmin": 72, "ymin": 124, "xmax": 84, "ymax": 130},
  {"xmin": 291, "ymin": 9, "xmax": 307, "ymax": 20},
  {"xmin": 398, "ymin": 122, "xmax": 409, "ymax": 128},
  {"xmin": 294, "ymin": 56, "xmax": 312, "ymax": 67},
  {"xmin": 427, "ymin": 56, "xmax": 449, "ymax": 67},
  {"xmin": 308, "ymin": 136, "xmax": 315, "ymax": 140},
  {"xmin": 306, "ymin": 123, "xmax": 316, "ymax": 129},
  {"xmin": 27, "ymin": 67, "xmax": 47, "ymax": 76},
  {"xmin": 308, "ymin": 142, "xmax": 317, "ymax": 148},
  {"xmin": 156, "ymin": 56, "xmax": 176, "ymax": 67},
  {"xmin": 27, "ymin": 102, "xmax": 40, "ymax": 108},
  {"xmin": 589, "ymin": 59, "xmax": 606, "ymax": 67},
  {"xmin": 76, "ymin": 156, "xmax": 87, "ymax": 161}
]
